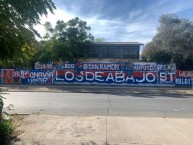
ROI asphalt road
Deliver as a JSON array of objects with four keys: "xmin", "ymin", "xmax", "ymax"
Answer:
[{"xmin": 3, "ymin": 90, "xmax": 193, "ymax": 118}]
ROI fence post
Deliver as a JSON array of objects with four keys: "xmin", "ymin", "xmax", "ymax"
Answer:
[{"xmin": 192, "ymin": 77, "xmax": 193, "ymax": 91}]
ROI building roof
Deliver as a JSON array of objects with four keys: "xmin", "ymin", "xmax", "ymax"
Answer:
[{"xmin": 93, "ymin": 42, "xmax": 143, "ymax": 46}]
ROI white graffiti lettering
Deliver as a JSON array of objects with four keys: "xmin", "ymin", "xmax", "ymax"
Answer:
[
  {"xmin": 95, "ymin": 72, "xmax": 104, "ymax": 82},
  {"xmin": 175, "ymin": 78, "xmax": 191, "ymax": 85},
  {"xmin": 125, "ymin": 75, "xmax": 135, "ymax": 82},
  {"xmin": 115, "ymin": 72, "xmax": 125, "ymax": 82},
  {"xmin": 65, "ymin": 71, "xmax": 74, "ymax": 81},
  {"xmin": 179, "ymin": 71, "xmax": 193, "ymax": 77},
  {"xmin": 30, "ymin": 71, "xmax": 53, "ymax": 79},
  {"xmin": 136, "ymin": 73, "xmax": 146, "ymax": 82},
  {"xmin": 64, "ymin": 64, "xmax": 74, "ymax": 69},
  {"xmin": 75, "ymin": 74, "xmax": 84, "ymax": 81},
  {"xmin": 83, "ymin": 63, "xmax": 119, "ymax": 71},
  {"xmin": 146, "ymin": 72, "xmax": 156, "ymax": 82},
  {"xmin": 85, "ymin": 72, "xmax": 95, "ymax": 81},
  {"xmin": 55, "ymin": 71, "xmax": 64, "ymax": 81},
  {"xmin": 106, "ymin": 73, "xmax": 115, "ymax": 82},
  {"xmin": 159, "ymin": 72, "xmax": 175, "ymax": 83},
  {"xmin": 30, "ymin": 78, "xmax": 48, "ymax": 84}
]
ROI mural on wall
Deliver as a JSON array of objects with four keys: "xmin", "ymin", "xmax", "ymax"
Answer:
[
  {"xmin": 54, "ymin": 62, "xmax": 159, "ymax": 86},
  {"xmin": 1, "ymin": 69, "xmax": 14, "ymax": 84},
  {"xmin": 55, "ymin": 70, "xmax": 158, "ymax": 85},
  {"xmin": 27, "ymin": 70, "xmax": 54, "ymax": 84},
  {"xmin": 133, "ymin": 62, "xmax": 156, "ymax": 71},
  {"xmin": 157, "ymin": 71, "xmax": 175, "ymax": 85},
  {"xmin": 176, "ymin": 70, "xmax": 193, "ymax": 86},
  {"xmin": 0, "ymin": 62, "xmax": 192, "ymax": 86},
  {"xmin": 157, "ymin": 64, "xmax": 176, "ymax": 72},
  {"xmin": 1, "ymin": 70, "xmax": 54, "ymax": 84},
  {"xmin": 156, "ymin": 64, "xmax": 176, "ymax": 85},
  {"xmin": 34, "ymin": 62, "xmax": 53, "ymax": 70}
]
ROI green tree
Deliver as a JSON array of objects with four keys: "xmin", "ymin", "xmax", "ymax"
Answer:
[
  {"xmin": 36, "ymin": 40, "xmax": 57, "ymax": 63},
  {"xmin": 0, "ymin": 0, "xmax": 56, "ymax": 59},
  {"xmin": 0, "ymin": 44, "xmax": 37, "ymax": 68},
  {"xmin": 142, "ymin": 14, "xmax": 193, "ymax": 70},
  {"xmin": 141, "ymin": 42, "xmax": 172, "ymax": 64},
  {"xmin": 37, "ymin": 17, "xmax": 94, "ymax": 62},
  {"xmin": 94, "ymin": 37, "xmax": 106, "ymax": 42}
]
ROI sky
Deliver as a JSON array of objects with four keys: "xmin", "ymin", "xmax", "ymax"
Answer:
[{"xmin": 35, "ymin": 0, "xmax": 193, "ymax": 44}]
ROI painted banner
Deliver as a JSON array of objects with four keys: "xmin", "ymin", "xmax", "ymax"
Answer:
[
  {"xmin": 55, "ymin": 70, "xmax": 158, "ymax": 86},
  {"xmin": 0, "ymin": 62, "xmax": 192, "ymax": 87},
  {"xmin": 157, "ymin": 64, "xmax": 176, "ymax": 72},
  {"xmin": 158, "ymin": 71, "xmax": 176, "ymax": 85},
  {"xmin": 2, "ymin": 69, "xmax": 54, "ymax": 84},
  {"xmin": 27, "ymin": 70, "xmax": 54, "ymax": 84},
  {"xmin": 34, "ymin": 62, "xmax": 53, "ymax": 70},
  {"xmin": 82, "ymin": 63, "xmax": 120, "ymax": 71},
  {"xmin": 133, "ymin": 62, "xmax": 156, "ymax": 71},
  {"xmin": 175, "ymin": 70, "xmax": 193, "ymax": 86},
  {"xmin": 2, "ymin": 69, "xmax": 14, "ymax": 84}
]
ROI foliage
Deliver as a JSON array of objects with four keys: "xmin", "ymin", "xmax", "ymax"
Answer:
[
  {"xmin": 0, "ymin": 0, "xmax": 56, "ymax": 59},
  {"xmin": 142, "ymin": 42, "xmax": 172, "ymax": 64},
  {"xmin": 35, "ymin": 39, "xmax": 58, "ymax": 63},
  {"xmin": 0, "ymin": 44, "xmax": 37, "ymax": 68},
  {"xmin": 0, "ymin": 93, "xmax": 3, "ymax": 119},
  {"xmin": 142, "ymin": 14, "xmax": 193, "ymax": 70},
  {"xmin": 0, "ymin": 90, "xmax": 14, "ymax": 145},
  {"xmin": 94, "ymin": 37, "xmax": 106, "ymax": 42},
  {"xmin": 0, "ymin": 90, "xmax": 6, "ymax": 121},
  {"xmin": 37, "ymin": 17, "xmax": 94, "ymax": 62},
  {"xmin": 0, "ymin": 119, "xmax": 13, "ymax": 144}
]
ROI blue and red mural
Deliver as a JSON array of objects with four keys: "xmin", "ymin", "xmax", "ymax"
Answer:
[
  {"xmin": 175, "ymin": 70, "xmax": 193, "ymax": 86},
  {"xmin": 0, "ymin": 62, "xmax": 192, "ymax": 87}
]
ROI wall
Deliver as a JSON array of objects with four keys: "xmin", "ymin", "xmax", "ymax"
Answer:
[
  {"xmin": 0, "ymin": 62, "xmax": 192, "ymax": 87},
  {"xmin": 176, "ymin": 70, "xmax": 193, "ymax": 86}
]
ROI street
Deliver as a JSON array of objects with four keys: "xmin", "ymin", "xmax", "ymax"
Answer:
[
  {"xmin": 2, "ymin": 86, "xmax": 193, "ymax": 145},
  {"xmin": 3, "ymin": 89, "xmax": 193, "ymax": 118}
]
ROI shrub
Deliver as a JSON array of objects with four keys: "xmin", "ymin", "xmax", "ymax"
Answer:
[
  {"xmin": 0, "ymin": 91, "xmax": 4, "ymax": 120},
  {"xmin": 0, "ymin": 90, "xmax": 13, "ymax": 144},
  {"xmin": 0, "ymin": 119, "xmax": 13, "ymax": 144}
]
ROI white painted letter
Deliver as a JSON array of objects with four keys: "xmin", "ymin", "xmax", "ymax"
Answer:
[
  {"xmin": 65, "ymin": 71, "xmax": 74, "ymax": 81},
  {"xmin": 95, "ymin": 72, "xmax": 104, "ymax": 82},
  {"xmin": 146, "ymin": 72, "xmax": 156, "ymax": 82},
  {"xmin": 85, "ymin": 72, "xmax": 94, "ymax": 81}
]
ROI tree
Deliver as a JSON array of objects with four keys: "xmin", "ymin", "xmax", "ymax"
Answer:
[
  {"xmin": 0, "ymin": 0, "xmax": 56, "ymax": 59},
  {"xmin": 142, "ymin": 14, "xmax": 193, "ymax": 70},
  {"xmin": 141, "ymin": 42, "xmax": 172, "ymax": 64},
  {"xmin": 37, "ymin": 17, "xmax": 94, "ymax": 62},
  {"xmin": 35, "ymin": 39, "xmax": 57, "ymax": 63},
  {"xmin": 94, "ymin": 37, "xmax": 106, "ymax": 42},
  {"xmin": 0, "ymin": 44, "xmax": 37, "ymax": 68}
]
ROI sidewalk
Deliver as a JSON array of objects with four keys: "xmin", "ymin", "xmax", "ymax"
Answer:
[{"xmin": 13, "ymin": 115, "xmax": 193, "ymax": 145}]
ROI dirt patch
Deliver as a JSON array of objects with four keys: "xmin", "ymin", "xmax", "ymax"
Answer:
[
  {"xmin": 10, "ymin": 115, "xmax": 28, "ymax": 143},
  {"xmin": 178, "ymin": 89, "xmax": 193, "ymax": 95}
]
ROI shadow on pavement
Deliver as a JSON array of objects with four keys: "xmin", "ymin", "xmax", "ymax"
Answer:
[
  {"xmin": 80, "ymin": 141, "xmax": 99, "ymax": 145},
  {"xmin": 1, "ymin": 85, "xmax": 193, "ymax": 99}
]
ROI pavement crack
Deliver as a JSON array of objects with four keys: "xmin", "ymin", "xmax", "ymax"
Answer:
[
  {"xmin": 105, "ymin": 115, "xmax": 108, "ymax": 145},
  {"xmin": 106, "ymin": 95, "xmax": 111, "ymax": 145},
  {"xmin": 107, "ymin": 107, "xmax": 109, "ymax": 115},
  {"xmin": 107, "ymin": 96, "xmax": 112, "ymax": 106}
]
